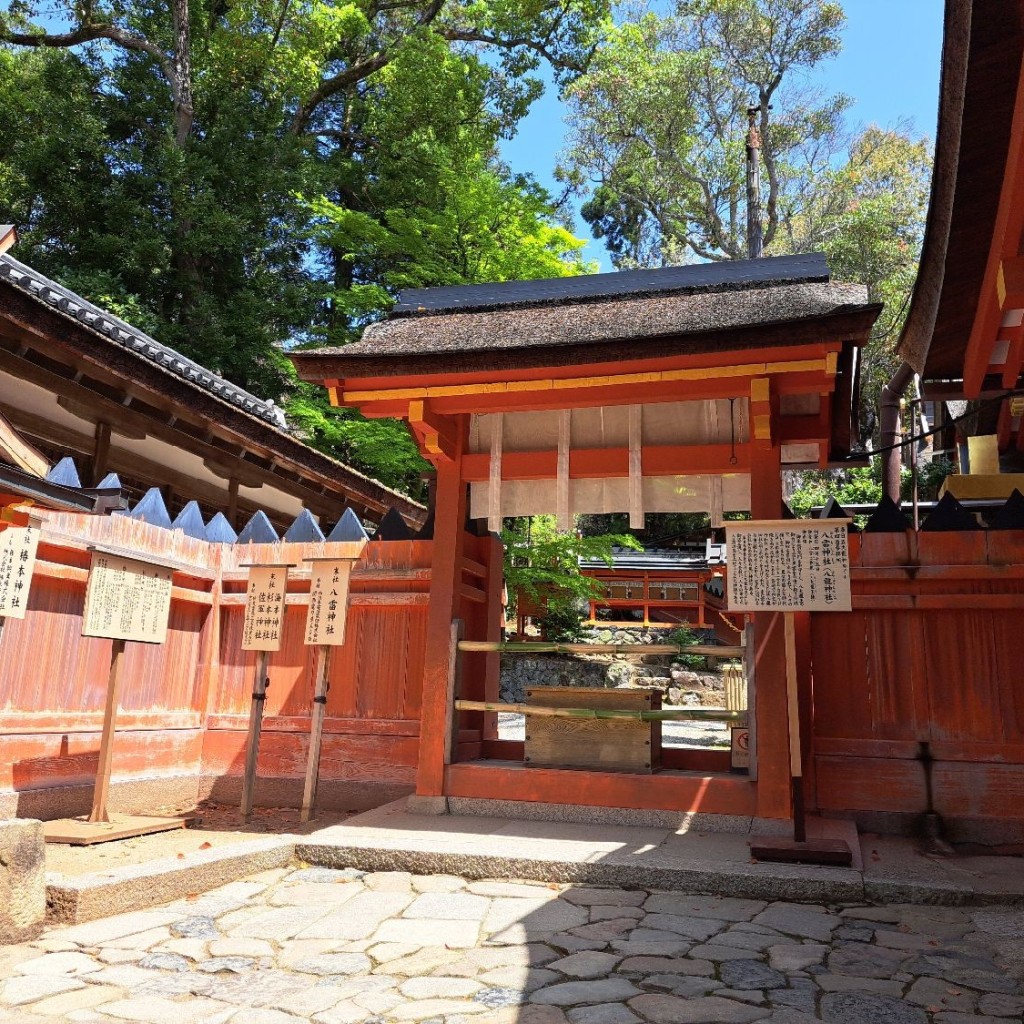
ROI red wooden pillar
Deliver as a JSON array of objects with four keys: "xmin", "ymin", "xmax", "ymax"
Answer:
[
  {"xmin": 749, "ymin": 432, "xmax": 791, "ymax": 820},
  {"xmin": 415, "ymin": 419, "xmax": 468, "ymax": 797}
]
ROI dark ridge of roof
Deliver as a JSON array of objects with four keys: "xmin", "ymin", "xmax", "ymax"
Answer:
[
  {"xmin": 0, "ymin": 254, "xmax": 288, "ymax": 429},
  {"xmin": 579, "ymin": 547, "xmax": 714, "ymax": 572},
  {"xmin": 339, "ymin": 282, "xmax": 872, "ymax": 361},
  {"xmin": 394, "ymin": 253, "xmax": 830, "ymax": 317}
]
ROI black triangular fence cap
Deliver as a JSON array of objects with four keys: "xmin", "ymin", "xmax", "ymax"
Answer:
[
  {"xmin": 95, "ymin": 472, "xmax": 122, "ymax": 490},
  {"xmin": 375, "ymin": 507, "xmax": 413, "ymax": 541},
  {"xmin": 129, "ymin": 487, "xmax": 173, "ymax": 530},
  {"xmin": 46, "ymin": 456, "xmax": 81, "ymax": 488},
  {"xmin": 328, "ymin": 508, "xmax": 370, "ymax": 543},
  {"xmin": 172, "ymin": 500, "xmax": 207, "ymax": 540},
  {"xmin": 818, "ymin": 496, "xmax": 860, "ymax": 532},
  {"xmin": 921, "ymin": 491, "xmax": 981, "ymax": 531},
  {"xmin": 987, "ymin": 488, "xmax": 1024, "ymax": 529},
  {"xmin": 416, "ymin": 505, "xmax": 435, "ymax": 540},
  {"xmin": 237, "ymin": 509, "xmax": 279, "ymax": 544},
  {"xmin": 863, "ymin": 495, "xmax": 909, "ymax": 533},
  {"xmin": 205, "ymin": 512, "xmax": 238, "ymax": 544},
  {"xmin": 283, "ymin": 508, "xmax": 326, "ymax": 543},
  {"xmin": 781, "ymin": 502, "xmax": 796, "ymax": 520}
]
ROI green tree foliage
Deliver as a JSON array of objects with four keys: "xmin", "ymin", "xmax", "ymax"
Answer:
[
  {"xmin": 0, "ymin": 0, "xmax": 606, "ymax": 493},
  {"xmin": 502, "ymin": 515, "xmax": 641, "ymax": 630},
  {"xmin": 561, "ymin": 0, "xmax": 932, "ymax": 447}
]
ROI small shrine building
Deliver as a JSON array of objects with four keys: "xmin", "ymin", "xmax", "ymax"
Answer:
[{"xmin": 294, "ymin": 253, "xmax": 879, "ymax": 823}]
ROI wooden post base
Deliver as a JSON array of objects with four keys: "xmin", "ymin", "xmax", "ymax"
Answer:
[{"xmin": 749, "ymin": 836, "xmax": 853, "ymax": 866}]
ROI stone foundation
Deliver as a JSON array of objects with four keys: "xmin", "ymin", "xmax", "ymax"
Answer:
[{"xmin": 0, "ymin": 819, "xmax": 46, "ymax": 944}]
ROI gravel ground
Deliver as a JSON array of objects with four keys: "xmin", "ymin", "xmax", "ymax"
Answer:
[
  {"xmin": 2, "ymin": 865, "xmax": 1022, "ymax": 1022},
  {"xmin": 498, "ymin": 712, "xmax": 731, "ymax": 749}
]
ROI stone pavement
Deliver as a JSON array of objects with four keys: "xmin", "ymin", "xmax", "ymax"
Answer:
[{"xmin": 3, "ymin": 863, "xmax": 1024, "ymax": 1023}]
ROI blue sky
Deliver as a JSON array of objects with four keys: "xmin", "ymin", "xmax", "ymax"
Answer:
[{"xmin": 500, "ymin": 1, "xmax": 945, "ymax": 269}]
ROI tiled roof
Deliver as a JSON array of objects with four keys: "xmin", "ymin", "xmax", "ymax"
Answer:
[{"xmin": 0, "ymin": 255, "xmax": 288, "ymax": 428}]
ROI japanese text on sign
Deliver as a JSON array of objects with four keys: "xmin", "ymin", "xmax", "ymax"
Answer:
[
  {"xmin": 0, "ymin": 522, "xmax": 39, "ymax": 619},
  {"xmin": 726, "ymin": 521, "xmax": 851, "ymax": 612},
  {"xmin": 305, "ymin": 560, "xmax": 353, "ymax": 647},
  {"xmin": 242, "ymin": 565, "xmax": 288, "ymax": 651},
  {"xmin": 82, "ymin": 551, "xmax": 174, "ymax": 644}
]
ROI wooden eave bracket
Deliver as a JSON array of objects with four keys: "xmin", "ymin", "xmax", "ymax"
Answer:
[
  {"xmin": 750, "ymin": 377, "xmax": 775, "ymax": 444},
  {"xmin": 408, "ymin": 399, "xmax": 457, "ymax": 462}
]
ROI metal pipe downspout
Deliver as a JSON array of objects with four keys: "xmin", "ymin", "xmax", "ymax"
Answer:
[{"xmin": 880, "ymin": 362, "xmax": 915, "ymax": 503}]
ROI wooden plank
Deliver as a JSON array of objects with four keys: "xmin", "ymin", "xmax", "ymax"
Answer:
[
  {"xmin": 445, "ymin": 762, "xmax": 757, "ymax": 816},
  {"xmin": 524, "ymin": 687, "xmax": 659, "ymax": 774},
  {"xmin": 44, "ymin": 813, "xmax": 193, "ymax": 846},
  {"xmin": 556, "ymin": 409, "xmax": 570, "ymax": 531}
]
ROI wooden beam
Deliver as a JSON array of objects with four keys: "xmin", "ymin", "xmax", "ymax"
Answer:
[
  {"xmin": 408, "ymin": 399, "xmax": 457, "ymax": 462},
  {"xmin": 997, "ymin": 256, "xmax": 1024, "ymax": 311},
  {"xmin": 460, "ymin": 443, "xmax": 752, "ymax": 482},
  {"xmin": 56, "ymin": 395, "xmax": 147, "ymax": 440}
]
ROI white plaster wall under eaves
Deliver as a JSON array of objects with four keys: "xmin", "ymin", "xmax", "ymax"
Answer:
[{"xmin": 0, "ymin": 372, "xmax": 304, "ymax": 520}]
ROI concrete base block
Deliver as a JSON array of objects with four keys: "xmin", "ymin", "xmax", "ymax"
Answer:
[
  {"xmin": 405, "ymin": 795, "xmax": 450, "ymax": 816},
  {"xmin": 0, "ymin": 819, "xmax": 46, "ymax": 944}
]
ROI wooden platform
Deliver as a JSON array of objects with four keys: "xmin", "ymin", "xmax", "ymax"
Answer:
[{"xmin": 43, "ymin": 813, "xmax": 194, "ymax": 846}]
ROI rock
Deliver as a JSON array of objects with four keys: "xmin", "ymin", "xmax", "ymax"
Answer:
[
  {"xmin": 287, "ymin": 866, "xmax": 366, "ymax": 883},
  {"xmin": 1, "ymin": 975, "xmax": 85, "ymax": 1006},
  {"xmin": 170, "ymin": 917, "xmax": 219, "ymax": 939},
  {"xmin": 0, "ymin": 819, "xmax": 45, "ymax": 944},
  {"xmin": 531, "ymin": 978, "xmax": 642, "ymax": 1006},
  {"xmin": 196, "ymin": 956, "xmax": 255, "ymax": 973},
  {"xmin": 768, "ymin": 944, "xmax": 829, "ymax": 972},
  {"xmin": 904, "ymin": 975, "xmax": 977, "ymax": 1012},
  {"xmin": 819, "ymin": 992, "xmax": 927, "ymax": 1023},
  {"xmin": 826, "ymin": 943, "xmax": 908, "ymax": 978},
  {"xmin": 752, "ymin": 906, "xmax": 840, "ymax": 943},
  {"xmin": 137, "ymin": 952, "xmax": 191, "ymax": 972},
  {"xmin": 548, "ymin": 951, "xmax": 622, "ymax": 978},
  {"xmin": 628, "ymin": 993, "xmax": 770, "ymax": 1023},
  {"xmin": 719, "ymin": 960, "xmax": 788, "ymax": 990},
  {"xmin": 567, "ymin": 1004, "xmax": 640, "ymax": 1024},
  {"xmin": 294, "ymin": 952, "xmax": 372, "ymax": 976},
  {"xmin": 474, "ymin": 986, "xmax": 528, "ymax": 1008}
]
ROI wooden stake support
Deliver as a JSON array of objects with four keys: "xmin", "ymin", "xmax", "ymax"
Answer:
[
  {"xmin": 89, "ymin": 638, "xmax": 126, "ymax": 824},
  {"xmin": 240, "ymin": 649, "xmax": 270, "ymax": 821},
  {"xmin": 300, "ymin": 645, "xmax": 331, "ymax": 824},
  {"xmin": 749, "ymin": 612, "xmax": 852, "ymax": 867}
]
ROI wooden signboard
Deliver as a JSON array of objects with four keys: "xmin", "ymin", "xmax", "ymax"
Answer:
[
  {"xmin": 241, "ymin": 565, "xmax": 288, "ymax": 652},
  {"xmin": 45, "ymin": 547, "xmax": 185, "ymax": 842},
  {"xmin": 727, "ymin": 520, "xmax": 852, "ymax": 864},
  {"xmin": 82, "ymin": 550, "xmax": 174, "ymax": 644},
  {"xmin": 726, "ymin": 520, "xmax": 851, "ymax": 612},
  {"xmin": 730, "ymin": 726, "xmax": 750, "ymax": 772},
  {"xmin": 299, "ymin": 546, "xmax": 366, "ymax": 823},
  {"xmin": 0, "ymin": 520, "xmax": 39, "ymax": 619},
  {"xmin": 305, "ymin": 560, "xmax": 354, "ymax": 646}
]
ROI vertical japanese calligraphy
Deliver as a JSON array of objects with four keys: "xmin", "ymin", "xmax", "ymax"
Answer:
[
  {"xmin": 0, "ymin": 521, "xmax": 39, "ymax": 619},
  {"xmin": 241, "ymin": 565, "xmax": 289, "ymax": 651},
  {"xmin": 726, "ymin": 521, "xmax": 851, "ymax": 612},
  {"xmin": 82, "ymin": 551, "xmax": 174, "ymax": 643},
  {"xmin": 304, "ymin": 560, "xmax": 353, "ymax": 646}
]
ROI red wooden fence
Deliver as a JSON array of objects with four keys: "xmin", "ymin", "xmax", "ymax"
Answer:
[
  {"xmin": 809, "ymin": 529, "xmax": 1024, "ymax": 837},
  {"xmin": 0, "ymin": 512, "xmax": 501, "ymax": 817}
]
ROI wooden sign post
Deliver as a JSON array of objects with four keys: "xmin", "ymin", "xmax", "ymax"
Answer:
[
  {"xmin": 44, "ymin": 546, "xmax": 183, "ymax": 845},
  {"xmin": 239, "ymin": 563, "xmax": 293, "ymax": 820},
  {"xmin": 726, "ymin": 520, "xmax": 852, "ymax": 864},
  {"xmin": 300, "ymin": 539, "xmax": 366, "ymax": 823}
]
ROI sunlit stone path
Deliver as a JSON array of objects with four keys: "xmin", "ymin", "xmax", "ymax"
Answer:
[{"xmin": 1, "ymin": 865, "xmax": 1022, "ymax": 1023}]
